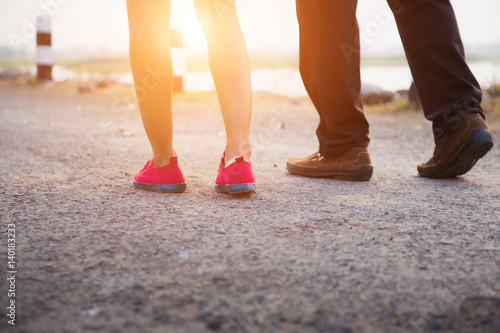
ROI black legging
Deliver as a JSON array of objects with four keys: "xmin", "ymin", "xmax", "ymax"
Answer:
[{"xmin": 296, "ymin": 0, "xmax": 484, "ymax": 157}]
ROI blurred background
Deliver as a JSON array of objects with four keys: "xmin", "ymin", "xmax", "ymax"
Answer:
[{"xmin": 1, "ymin": 0, "xmax": 499, "ymax": 96}]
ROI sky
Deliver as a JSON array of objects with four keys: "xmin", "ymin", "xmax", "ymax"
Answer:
[{"xmin": 1, "ymin": 0, "xmax": 499, "ymax": 59}]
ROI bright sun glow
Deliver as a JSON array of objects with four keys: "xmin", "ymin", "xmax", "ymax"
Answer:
[
  {"xmin": 182, "ymin": 14, "xmax": 207, "ymax": 51},
  {"xmin": 172, "ymin": 2, "xmax": 208, "ymax": 53}
]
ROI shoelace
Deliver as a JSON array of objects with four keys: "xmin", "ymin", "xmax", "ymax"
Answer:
[
  {"xmin": 311, "ymin": 153, "xmax": 327, "ymax": 162},
  {"xmin": 139, "ymin": 160, "xmax": 152, "ymax": 174}
]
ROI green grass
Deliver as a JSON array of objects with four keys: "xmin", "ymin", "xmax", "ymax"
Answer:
[
  {"xmin": 3, "ymin": 54, "xmax": 498, "ymax": 72},
  {"xmin": 364, "ymin": 96, "xmax": 419, "ymax": 114},
  {"xmin": 0, "ymin": 58, "xmax": 33, "ymax": 66},
  {"xmin": 59, "ymin": 57, "xmax": 131, "ymax": 74},
  {"xmin": 365, "ymin": 88, "xmax": 500, "ymax": 119},
  {"xmin": 2, "ymin": 55, "xmax": 499, "ymax": 119},
  {"xmin": 484, "ymin": 82, "xmax": 500, "ymax": 118}
]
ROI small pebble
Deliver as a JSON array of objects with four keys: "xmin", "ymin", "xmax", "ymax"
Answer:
[
  {"xmin": 78, "ymin": 83, "xmax": 93, "ymax": 93},
  {"xmin": 216, "ymin": 228, "xmax": 226, "ymax": 235},
  {"xmin": 119, "ymin": 129, "xmax": 134, "ymax": 137},
  {"xmin": 207, "ymin": 318, "xmax": 223, "ymax": 330}
]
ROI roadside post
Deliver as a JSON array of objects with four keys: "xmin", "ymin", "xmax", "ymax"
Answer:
[{"xmin": 36, "ymin": 14, "xmax": 53, "ymax": 82}]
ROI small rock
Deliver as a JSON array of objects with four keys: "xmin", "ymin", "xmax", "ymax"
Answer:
[
  {"xmin": 95, "ymin": 79, "xmax": 110, "ymax": 88},
  {"xmin": 177, "ymin": 250, "xmax": 197, "ymax": 259},
  {"xmin": 361, "ymin": 82, "xmax": 385, "ymax": 95},
  {"xmin": 78, "ymin": 82, "xmax": 94, "ymax": 93},
  {"xmin": 273, "ymin": 120, "xmax": 285, "ymax": 130},
  {"xmin": 487, "ymin": 85, "xmax": 500, "ymax": 97},
  {"xmin": 63, "ymin": 322, "xmax": 81, "ymax": 333},
  {"xmin": 81, "ymin": 308, "xmax": 101, "ymax": 317},
  {"xmin": 396, "ymin": 89, "xmax": 409, "ymax": 97},
  {"xmin": 363, "ymin": 91, "xmax": 395, "ymax": 105},
  {"xmin": 409, "ymin": 81, "xmax": 420, "ymax": 104},
  {"xmin": 118, "ymin": 129, "xmax": 134, "ymax": 137},
  {"xmin": 216, "ymin": 228, "xmax": 226, "ymax": 235},
  {"xmin": 207, "ymin": 318, "xmax": 223, "ymax": 330}
]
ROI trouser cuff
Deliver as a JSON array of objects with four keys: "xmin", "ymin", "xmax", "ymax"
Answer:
[{"xmin": 432, "ymin": 97, "xmax": 485, "ymax": 144}]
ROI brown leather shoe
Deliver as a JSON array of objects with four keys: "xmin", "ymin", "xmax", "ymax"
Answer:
[
  {"xmin": 418, "ymin": 113, "xmax": 493, "ymax": 178},
  {"xmin": 286, "ymin": 146, "xmax": 373, "ymax": 181}
]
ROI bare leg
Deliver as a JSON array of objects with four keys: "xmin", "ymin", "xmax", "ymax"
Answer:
[
  {"xmin": 126, "ymin": 0, "xmax": 175, "ymax": 168},
  {"xmin": 194, "ymin": 0, "xmax": 252, "ymax": 164}
]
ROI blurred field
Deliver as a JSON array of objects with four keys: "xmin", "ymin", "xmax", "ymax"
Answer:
[
  {"xmin": 0, "ymin": 56, "xmax": 300, "ymax": 73},
  {"xmin": 2, "ymin": 56, "xmax": 500, "ymax": 119}
]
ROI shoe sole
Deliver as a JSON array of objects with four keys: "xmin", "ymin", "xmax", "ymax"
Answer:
[
  {"xmin": 286, "ymin": 165, "xmax": 373, "ymax": 181},
  {"xmin": 419, "ymin": 128, "xmax": 494, "ymax": 178},
  {"xmin": 133, "ymin": 181, "xmax": 187, "ymax": 193},
  {"xmin": 215, "ymin": 183, "xmax": 256, "ymax": 195}
]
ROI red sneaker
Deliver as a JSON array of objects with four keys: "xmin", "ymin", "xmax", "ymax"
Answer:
[
  {"xmin": 215, "ymin": 155, "xmax": 256, "ymax": 194},
  {"xmin": 133, "ymin": 157, "xmax": 186, "ymax": 193}
]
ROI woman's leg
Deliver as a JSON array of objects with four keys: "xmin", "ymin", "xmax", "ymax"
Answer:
[
  {"xmin": 194, "ymin": 0, "xmax": 252, "ymax": 164},
  {"xmin": 126, "ymin": 0, "xmax": 175, "ymax": 168}
]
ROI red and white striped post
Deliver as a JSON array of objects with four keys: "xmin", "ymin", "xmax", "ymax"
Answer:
[
  {"xmin": 170, "ymin": 28, "xmax": 185, "ymax": 92},
  {"xmin": 36, "ymin": 14, "xmax": 53, "ymax": 81}
]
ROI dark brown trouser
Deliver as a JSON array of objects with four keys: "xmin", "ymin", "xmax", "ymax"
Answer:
[{"xmin": 296, "ymin": 0, "xmax": 485, "ymax": 157}]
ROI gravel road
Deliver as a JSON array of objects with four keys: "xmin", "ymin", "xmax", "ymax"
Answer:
[{"xmin": 1, "ymin": 81, "xmax": 499, "ymax": 333}]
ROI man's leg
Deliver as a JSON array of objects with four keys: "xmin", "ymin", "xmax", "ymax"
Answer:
[
  {"xmin": 296, "ymin": 0, "xmax": 369, "ymax": 158},
  {"xmin": 389, "ymin": 0, "xmax": 493, "ymax": 177},
  {"xmin": 287, "ymin": 0, "xmax": 373, "ymax": 181}
]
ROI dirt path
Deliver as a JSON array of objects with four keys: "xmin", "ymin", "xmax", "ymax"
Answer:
[{"xmin": 1, "ymin": 82, "xmax": 499, "ymax": 333}]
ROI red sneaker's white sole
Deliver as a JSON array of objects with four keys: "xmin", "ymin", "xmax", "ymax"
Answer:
[
  {"xmin": 133, "ymin": 181, "xmax": 187, "ymax": 193},
  {"xmin": 215, "ymin": 183, "xmax": 256, "ymax": 195}
]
